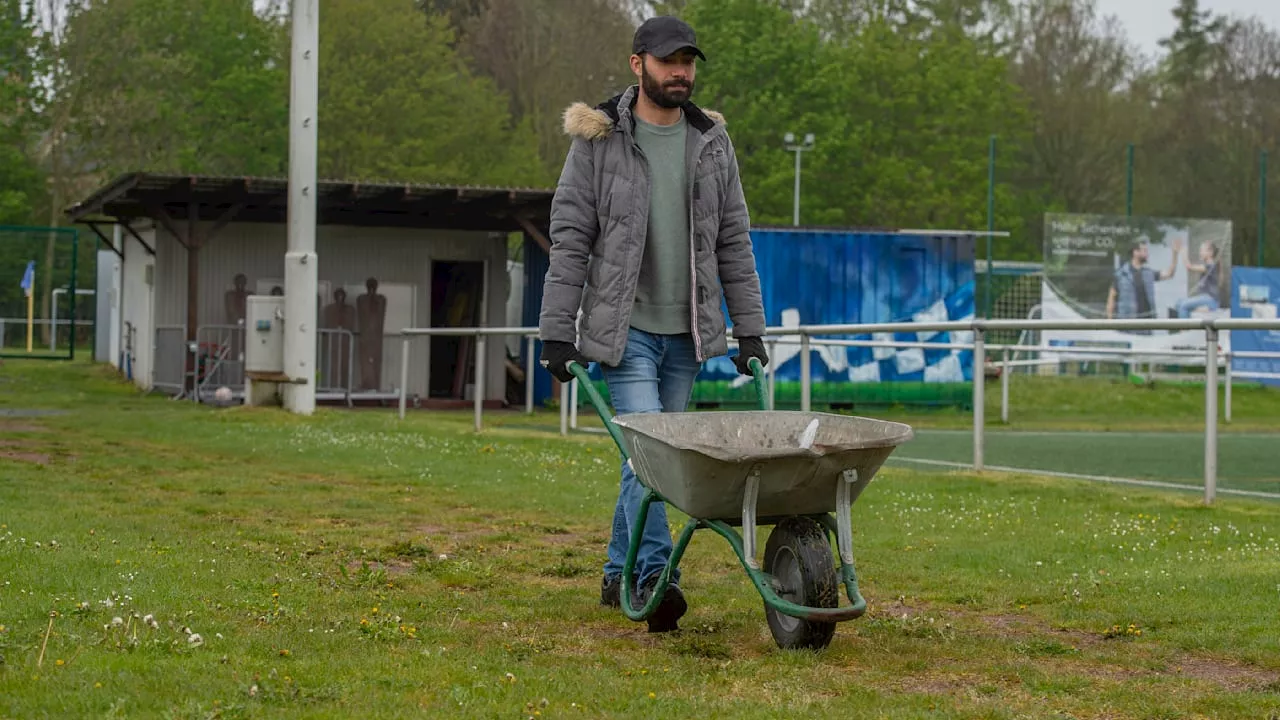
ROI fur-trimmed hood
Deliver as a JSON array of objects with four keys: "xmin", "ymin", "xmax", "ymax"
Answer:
[{"xmin": 562, "ymin": 85, "xmax": 725, "ymax": 141}]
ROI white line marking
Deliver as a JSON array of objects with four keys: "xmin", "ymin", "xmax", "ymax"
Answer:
[
  {"xmin": 911, "ymin": 429, "xmax": 1279, "ymax": 440},
  {"xmin": 887, "ymin": 456, "xmax": 1280, "ymax": 499}
]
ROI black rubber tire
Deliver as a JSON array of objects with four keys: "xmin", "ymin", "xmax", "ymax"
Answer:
[{"xmin": 762, "ymin": 516, "xmax": 839, "ymax": 651}]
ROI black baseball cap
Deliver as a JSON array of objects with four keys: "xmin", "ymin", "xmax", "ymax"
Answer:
[{"xmin": 633, "ymin": 16, "xmax": 706, "ymax": 61}]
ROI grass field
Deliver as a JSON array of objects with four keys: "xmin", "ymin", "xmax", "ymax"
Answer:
[{"xmin": 3, "ymin": 360, "xmax": 1280, "ymax": 718}]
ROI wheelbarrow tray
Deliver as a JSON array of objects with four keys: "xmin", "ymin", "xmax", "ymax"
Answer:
[{"xmin": 613, "ymin": 410, "xmax": 914, "ymax": 521}]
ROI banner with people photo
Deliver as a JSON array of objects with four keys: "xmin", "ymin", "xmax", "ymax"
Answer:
[{"xmin": 1039, "ymin": 213, "xmax": 1233, "ymax": 363}]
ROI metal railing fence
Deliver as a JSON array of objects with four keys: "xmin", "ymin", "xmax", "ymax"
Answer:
[{"xmin": 394, "ymin": 318, "xmax": 1280, "ymax": 504}]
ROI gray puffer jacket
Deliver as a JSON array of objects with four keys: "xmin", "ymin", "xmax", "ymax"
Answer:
[{"xmin": 538, "ymin": 85, "xmax": 766, "ymax": 367}]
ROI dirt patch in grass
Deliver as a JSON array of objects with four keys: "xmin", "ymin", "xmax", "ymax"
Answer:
[
  {"xmin": 959, "ymin": 607, "xmax": 1279, "ymax": 691},
  {"xmin": 0, "ymin": 442, "xmax": 51, "ymax": 464},
  {"xmin": 417, "ymin": 524, "xmax": 507, "ymax": 551},
  {"xmin": 893, "ymin": 671, "xmax": 990, "ymax": 696},
  {"xmin": 0, "ymin": 452, "xmax": 50, "ymax": 464},
  {"xmin": 0, "ymin": 421, "xmax": 49, "ymax": 433},
  {"xmin": 1166, "ymin": 655, "xmax": 1280, "ymax": 691}
]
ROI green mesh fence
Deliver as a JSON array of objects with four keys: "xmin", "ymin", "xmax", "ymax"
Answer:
[{"xmin": 0, "ymin": 226, "xmax": 89, "ymax": 359}]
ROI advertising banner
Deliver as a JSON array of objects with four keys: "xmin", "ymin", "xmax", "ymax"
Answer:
[
  {"xmin": 1040, "ymin": 213, "xmax": 1233, "ymax": 363},
  {"xmin": 1230, "ymin": 267, "xmax": 1280, "ymax": 387}
]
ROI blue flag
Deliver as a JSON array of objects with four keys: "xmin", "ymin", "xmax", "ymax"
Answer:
[{"xmin": 20, "ymin": 261, "xmax": 34, "ymax": 296}]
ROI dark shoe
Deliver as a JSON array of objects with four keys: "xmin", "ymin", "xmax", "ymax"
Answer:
[
  {"xmin": 632, "ymin": 576, "xmax": 687, "ymax": 633},
  {"xmin": 600, "ymin": 575, "xmax": 621, "ymax": 608}
]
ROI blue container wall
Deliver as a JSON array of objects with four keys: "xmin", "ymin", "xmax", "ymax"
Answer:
[
  {"xmin": 697, "ymin": 229, "xmax": 977, "ymax": 386},
  {"xmin": 523, "ymin": 229, "xmax": 977, "ymax": 406},
  {"xmin": 521, "ymin": 235, "xmax": 556, "ymax": 406}
]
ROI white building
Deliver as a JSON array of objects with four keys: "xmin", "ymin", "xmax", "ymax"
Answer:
[{"xmin": 66, "ymin": 172, "xmax": 554, "ymax": 408}]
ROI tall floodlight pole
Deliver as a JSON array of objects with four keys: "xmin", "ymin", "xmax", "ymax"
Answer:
[
  {"xmin": 283, "ymin": 0, "xmax": 319, "ymax": 415},
  {"xmin": 986, "ymin": 135, "xmax": 997, "ymax": 318},
  {"xmin": 1260, "ymin": 150, "xmax": 1268, "ymax": 267},
  {"xmin": 785, "ymin": 132, "xmax": 815, "ymax": 227},
  {"xmin": 1126, "ymin": 142, "xmax": 1134, "ymax": 217}
]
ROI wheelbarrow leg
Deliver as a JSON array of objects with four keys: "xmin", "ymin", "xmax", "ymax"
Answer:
[
  {"xmin": 620, "ymin": 486, "xmax": 699, "ymax": 625},
  {"xmin": 741, "ymin": 464, "xmax": 763, "ymax": 569},
  {"xmin": 817, "ymin": 469, "xmax": 869, "ymax": 614}
]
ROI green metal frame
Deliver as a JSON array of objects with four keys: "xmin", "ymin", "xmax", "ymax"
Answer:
[
  {"xmin": 567, "ymin": 358, "xmax": 869, "ymax": 625},
  {"xmin": 0, "ymin": 225, "xmax": 80, "ymax": 361}
]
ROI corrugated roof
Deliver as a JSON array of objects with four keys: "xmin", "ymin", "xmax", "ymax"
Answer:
[{"xmin": 65, "ymin": 172, "xmax": 556, "ymax": 232}]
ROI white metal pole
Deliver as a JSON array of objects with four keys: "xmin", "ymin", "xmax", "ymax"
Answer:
[
  {"xmin": 1204, "ymin": 329, "xmax": 1218, "ymax": 505},
  {"xmin": 50, "ymin": 288, "xmax": 62, "ymax": 352},
  {"xmin": 525, "ymin": 335, "xmax": 535, "ymax": 414},
  {"xmin": 398, "ymin": 338, "xmax": 409, "ymax": 420},
  {"xmin": 474, "ymin": 334, "xmax": 486, "ymax": 432},
  {"xmin": 113, "ymin": 223, "xmax": 124, "ymax": 368},
  {"xmin": 1224, "ymin": 351, "xmax": 1233, "ymax": 424},
  {"xmin": 559, "ymin": 380, "xmax": 569, "ymax": 436},
  {"xmin": 283, "ymin": 0, "xmax": 319, "ymax": 416},
  {"xmin": 800, "ymin": 333, "xmax": 811, "ymax": 412},
  {"xmin": 793, "ymin": 149, "xmax": 801, "ymax": 227},
  {"xmin": 1001, "ymin": 346, "xmax": 1010, "ymax": 424},
  {"xmin": 973, "ymin": 328, "xmax": 986, "ymax": 471}
]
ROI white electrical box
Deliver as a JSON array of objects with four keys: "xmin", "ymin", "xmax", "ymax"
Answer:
[{"xmin": 245, "ymin": 296, "xmax": 285, "ymax": 374}]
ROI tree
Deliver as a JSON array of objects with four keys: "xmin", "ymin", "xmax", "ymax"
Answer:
[
  {"xmin": 1159, "ymin": 0, "xmax": 1233, "ymax": 90},
  {"xmin": 0, "ymin": 0, "xmax": 43, "ymax": 225},
  {"xmin": 317, "ymin": 0, "xmax": 546, "ymax": 187},
  {"xmin": 61, "ymin": 0, "xmax": 290, "ymax": 179},
  {"xmin": 680, "ymin": 0, "xmax": 1036, "ymax": 247},
  {"xmin": 677, "ymin": 0, "xmax": 832, "ymax": 224},
  {"xmin": 1008, "ymin": 0, "xmax": 1146, "ymax": 218},
  {"xmin": 430, "ymin": 0, "xmax": 637, "ymax": 176}
]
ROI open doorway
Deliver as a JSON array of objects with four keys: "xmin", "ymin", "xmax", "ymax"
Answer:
[{"xmin": 429, "ymin": 261, "xmax": 485, "ymax": 399}]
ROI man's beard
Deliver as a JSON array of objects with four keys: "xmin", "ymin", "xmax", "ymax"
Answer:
[{"xmin": 641, "ymin": 64, "xmax": 693, "ymax": 109}]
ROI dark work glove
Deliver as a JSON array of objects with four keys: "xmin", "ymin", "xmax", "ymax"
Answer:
[
  {"xmin": 540, "ymin": 340, "xmax": 585, "ymax": 383},
  {"xmin": 732, "ymin": 336, "xmax": 769, "ymax": 376}
]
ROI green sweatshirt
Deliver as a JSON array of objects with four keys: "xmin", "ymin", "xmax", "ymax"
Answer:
[{"xmin": 630, "ymin": 112, "xmax": 691, "ymax": 335}]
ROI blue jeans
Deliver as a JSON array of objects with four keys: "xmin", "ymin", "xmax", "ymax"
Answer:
[
  {"xmin": 601, "ymin": 328, "xmax": 702, "ymax": 587},
  {"xmin": 1177, "ymin": 293, "xmax": 1218, "ymax": 318}
]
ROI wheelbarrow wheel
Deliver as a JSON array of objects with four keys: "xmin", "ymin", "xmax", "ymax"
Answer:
[{"xmin": 762, "ymin": 516, "xmax": 838, "ymax": 651}]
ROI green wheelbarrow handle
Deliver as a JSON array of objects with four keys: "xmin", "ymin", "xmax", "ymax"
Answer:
[{"xmin": 566, "ymin": 353, "xmax": 769, "ymax": 459}]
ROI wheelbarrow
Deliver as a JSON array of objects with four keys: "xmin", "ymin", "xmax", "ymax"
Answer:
[{"xmin": 567, "ymin": 358, "xmax": 914, "ymax": 651}]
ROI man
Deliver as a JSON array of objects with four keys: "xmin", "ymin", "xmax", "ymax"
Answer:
[
  {"xmin": 537, "ymin": 15, "xmax": 769, "ymax": 633},
  {"xmin": 1106, "ymin": 235, "xmax": 1181, "ymax": 325},
  {"xmin": 1176, "ymin": 240, "xmax": 1222, "ymax": 318}
]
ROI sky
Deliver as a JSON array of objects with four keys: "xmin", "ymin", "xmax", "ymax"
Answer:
[{"xmin": 1100, "ymin": 0, "xmax": 1280, "ymax": 59}]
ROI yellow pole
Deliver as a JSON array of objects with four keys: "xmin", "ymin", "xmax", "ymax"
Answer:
[{"xmin": 26, "ymin": 286, "xmax": 34, "ymax": 352}]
